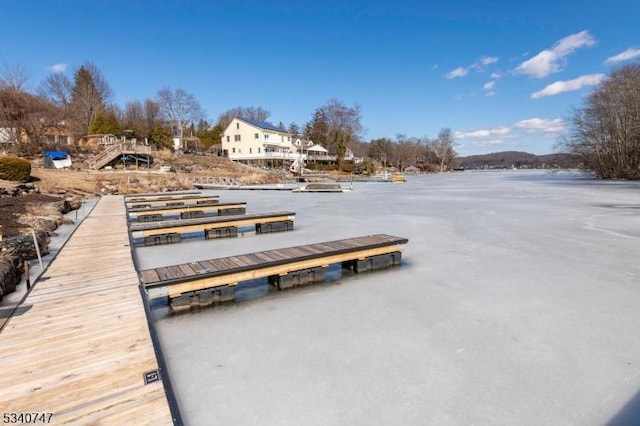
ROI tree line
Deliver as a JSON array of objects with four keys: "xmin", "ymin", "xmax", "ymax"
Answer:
[
  {"xmin": 0, "ymin": 61, "xmax": 458, "ymax": 171},
  {"xmin": 561, "ymin": 63, "xmax": 640, "ymax": 179}
]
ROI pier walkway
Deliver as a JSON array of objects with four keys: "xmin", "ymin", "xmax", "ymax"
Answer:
[{"xmin": 0, "ymin": 195, "xmax": 175, "ymax": 425}]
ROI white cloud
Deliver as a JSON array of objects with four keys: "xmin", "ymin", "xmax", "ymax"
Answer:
[
  {"xmin": 455, "ymin": 118, "xmax": 567, "ymax": 154},
  {"xmin": 446, "ymin": 56, "xmax": 499, "ymax": 79},
  {"xmin": 531, "ymin": 74, "xmax": 605, "ymax": 99},
  {"xmin": 446, "ymin": 67, "xmax": 468, "ymax": 79},
  {"xmin": 454, "ymin": 127, "xmax": 511, "ymax": 139},
  {"xmin": 514, "ymin": 118, "xmax": 565, "ymax": 134},
  {"xmin": 478, "ymin": 56, "xmax": 499, "ymax": 67},
  {"xmin": 490, "ymin": 72, "xmax": 503, "ymax": 80},
  {"xmin": 482, "ymin": 80, "xmax": 497, "ymax": 96},
  {"xmin": 483, "ymin": 81, "xmax": 496, "ymax": 90},
  {"xmin": 49, "ymin": 63, "xmax": 67, "ymax": 73},
  {"xmin": 514, "ymin": 30, "xmax": 596, "ymax": 78},
  {"xmin": 605, "ymin": 48, "xmax": 640, "ymax": 64},
  {"xmin": 553, "ymin": 31, "xmax": 595, "ymax": 55}
]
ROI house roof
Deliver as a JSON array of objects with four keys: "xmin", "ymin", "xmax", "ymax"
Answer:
[
  {"xmin": 238, "ymin": 117, "xmax": 286, "ymax": 133},
  {"xmin": 307, "ymin": 144, "xmax": 328, "ymax": 152}
]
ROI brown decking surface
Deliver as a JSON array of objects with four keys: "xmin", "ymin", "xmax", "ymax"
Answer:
[
  {"xmin": 124, "ymin": 190, "xmax": 201, "ymax": 200},
  {"xmin": 129, "ymin": 211, "xmax": 296, "ymax": 232},
  {"xmin": 0, "ymin": 195, "xmax": 174, "ymax": 425},
  {"xmin": 126, "ymin": 195, "xmax": 219, "ymax": 208},
  {"xmin": 141, "ymin": 234, "xmax": 408, "ymax": 287},
  {"xmin": 127, "ymin": 201, "xmax": 246, "ymax": 216}
]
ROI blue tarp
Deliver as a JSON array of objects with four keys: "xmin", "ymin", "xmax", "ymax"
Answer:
[{"xmin": 44, "ymin": 151, "xmax": 69, "ymax": 160}]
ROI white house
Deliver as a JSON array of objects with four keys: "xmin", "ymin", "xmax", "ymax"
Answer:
[
  {"xmin": 221, "ymin": 117, "xmax": 302, "ymax": 167},
  {"xmin": 220, "ymin": 117, "xmax": 353, "ymax": 170}
]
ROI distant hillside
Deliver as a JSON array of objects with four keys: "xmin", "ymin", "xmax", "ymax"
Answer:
[{"xmin": 455, "ymin": 151, "xmax": 582, "ymax": 170}]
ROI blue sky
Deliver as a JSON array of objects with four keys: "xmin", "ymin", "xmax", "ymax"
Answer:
[{"xmin": 1, "ymin": 0, "xmax": 639, "ymax": 155}]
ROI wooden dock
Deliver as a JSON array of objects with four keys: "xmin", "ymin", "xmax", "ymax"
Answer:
[
  {"xmin": 127, "ymin": 201, "xmax": 247, "ymax": 222},
  {"xmin": 124, "ymin": 190, "xmax": 201, "ymax": 201},
  {"xmin": 129, "ymin": 211, "xmax": 296, "ymax": 245},
  {"xmin": 0, "ymin": 195, "xmax": 177, "ymax": 425},
  {"xmin": 126, "ymin": 195, "xmax": 219, "ymax": 209},
  {"xmin": 140, "ymin": 234, "xmax": 408, "ymax": 311}
]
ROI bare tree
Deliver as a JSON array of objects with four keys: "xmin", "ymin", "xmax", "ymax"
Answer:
[
  {"xmin": 156, "ymin": 87, "xmax": 205, "ymax": 150},
  {"xmin": 367, "ymin": 138, "xmax": 394, "ymax": 163},
  {"xmin": 123, "ymin": 100, "xmax": 146, "ymax": 137},
  {"xmin": 0, "ymin": 62, "xmax": 30, "ymax": 91},
  {"xmin": 561, "ymin": 63, "xmax": 640, "ymax": 179},
  {"xmin": 322, "ymin": 98, "xmax": 363, "ymax": 155},
  {"xmin": 394, "ymin": 135, "xmax": 424, "ymax": 170},
  {"xmin": 217, "ymin": 106, "xmax": 270, "ymax": 130},
  {"xmin": 434, "ymin": 128, "xmax": 456, "ymax": 172},
  {"xmin": 39, "ymin": 72, "xmax": 73, "ymax": 113},
  {"xmin": 0, "ymin": 86, "xmax": 63, "ymax": 148}
]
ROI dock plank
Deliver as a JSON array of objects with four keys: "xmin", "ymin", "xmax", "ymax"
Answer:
[
  {"xmin": 0, "ymin": 195, "xmax": 174, "ymax": 424},
  {"xmin": 127, "ymin": 201, "xmax": 247, "ymax": 220}
]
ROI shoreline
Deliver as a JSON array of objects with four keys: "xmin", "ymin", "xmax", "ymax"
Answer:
[{"xmin": 0, "ymin": 198, "xmax": 98, "ymax": 329}]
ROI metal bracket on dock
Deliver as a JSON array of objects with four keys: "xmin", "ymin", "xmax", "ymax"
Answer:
[{"xmin": 143, "ymin": 370, "xmax": 161, "ymax": 385}]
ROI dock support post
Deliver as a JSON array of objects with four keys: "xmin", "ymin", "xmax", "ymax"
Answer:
[
  {"xmin": 205, "ymin": 226, "xmax": 238, "ymax": 239},
  {"xmin": 269, "ymin": 267, "xmax": 327, "ymax": 290},
  {"xmin": 342, "ymin": 252, "xmax": 402, "ymax": 273}
]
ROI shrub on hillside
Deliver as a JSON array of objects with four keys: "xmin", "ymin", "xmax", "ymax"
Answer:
[
  {"xmin": 340, "ymin": 161, "xmax": 355, "ymax": 173},
  {"xmin": 306, "ymin": 162, "xmax": 338, "ymax": 172},
  {"xmin": 0, "ymin": 156, "xmax": 32, "ymax": 182}
]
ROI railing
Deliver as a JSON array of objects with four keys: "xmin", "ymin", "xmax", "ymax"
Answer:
[
  {"xmin": 306, "ymin": 154, "xmax": 337, "ymax": 161},
  {"xmin": 89, "ymin": 143, "xmax": 153, "ymax": 170},
  {"xmin": 226, "ymin": 152, "xmax": 337, "ymax": 162},
  {"xmin": 90, "ymin": 144, "xmax": 122, "ymax": 169}
]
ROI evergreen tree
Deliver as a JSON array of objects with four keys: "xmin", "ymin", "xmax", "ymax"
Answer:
[
  {"xmin": 288, "ymin": 122, "xmax": 300, "ymax": 138},
  {"xmin": 305, "ymin": 108, "xmax": 329, "ymax": 147},
  {"xmin": 89, "ymin": 108, "xmax": 121, "ymax": 135},
  {"xmin": 69, "ymin": 62, "xmax": 112, "ymax": 138}
]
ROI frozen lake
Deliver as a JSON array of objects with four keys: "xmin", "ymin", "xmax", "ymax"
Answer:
[{"xmin": 135, "ymin": 170, "xmax": 640, "ymax": 425}]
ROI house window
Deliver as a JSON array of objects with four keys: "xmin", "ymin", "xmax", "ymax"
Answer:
[
  {"xmin": 249, "ymin": 148, "xmax": 252, "ymax": 154},
  {"xmin": 258, "ymin": 147, "xmax": 261, "ymax": 153},
  {"xmin": 226, "ymin": 136, "xmax": 230, "ymax": 142},
  {"xmin": 287, "ymin": 136, "xmax": 290, "ymax": 141},
  {"xmin": 255, "ymin": 133, "xmax": 259, "ymax": 139},
  {"xmin": 236, "ymin": 122, "xmax": 240, "ymax": 129},
  {"xmin": 234, "ymin": 135, "xmax": 241, "ymax": 142},
  {"xmin": 232, "ymin": 147, "xmax": 236, "ymax": 153},
  {"xmin": 264, "ymin": 134, "xmax": 269, "ymax": 140}
]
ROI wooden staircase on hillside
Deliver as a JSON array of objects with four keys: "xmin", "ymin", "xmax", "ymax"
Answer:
[{"xmin": 90, "ymin": 143, "xmax": 153, "ymax": 170}]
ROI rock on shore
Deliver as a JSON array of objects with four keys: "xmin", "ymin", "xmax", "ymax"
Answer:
[{"xmin": 0, "ymin": 185, "xmax": 81, "ymax": 301}]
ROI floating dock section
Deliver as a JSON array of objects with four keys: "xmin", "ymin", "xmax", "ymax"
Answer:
[
  {"xmin": 129, "ymin": 211, "xmax": 296, "ymax": 245},
  {"xmin": 126, "ymin": 195, "xmax": 219, "ymax": 209},
  {"xmin": 139, "ymin": 234, "xmax": 408, "ymax": 311},
  {"xmin": 127, "ymin": 201, "xmax": 247, "ymax": 222}
]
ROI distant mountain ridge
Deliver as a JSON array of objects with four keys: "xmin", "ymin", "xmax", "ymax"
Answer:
[{"xmin": 456, "ymin": 151, "xmax": 582, "ymax": 170}]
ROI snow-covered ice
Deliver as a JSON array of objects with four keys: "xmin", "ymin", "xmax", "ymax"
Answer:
[{"xmin": 136, "ymin": 170, "xmax": 640, "ymax": 425}]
